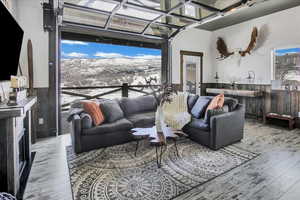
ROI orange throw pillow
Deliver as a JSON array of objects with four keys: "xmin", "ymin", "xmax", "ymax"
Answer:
[
  {"xmin": 206, "ymin": 93, "xmax": 225, "ymax": 111},
  {"xmin": 82, "ymin": 101, "xmax": 104, "ymax": 126},
  {"xmin": 217, "ymin": 93, "xmax": 225, "ymax": 108}
]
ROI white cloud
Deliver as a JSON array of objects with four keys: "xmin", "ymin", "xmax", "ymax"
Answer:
[
  {"xmin": 62, "ymin": 52, "xmax": 88, "ymax": 58},
  {"xmin": 94, "ymin": 52, "xmax": 161, "ymax": 60},
  {"xmin": 134, "ymin": 54, "xmax": 161, "ymax": 59},
  {"xmin": 61, "ymin": 40, "xmax": 88, "ymax": 45},
  {"xmin": 94, "ymin": 52, "xmax": 125, "ymax": 58}
]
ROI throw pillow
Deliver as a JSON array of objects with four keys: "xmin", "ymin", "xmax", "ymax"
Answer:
[
  {"xmin": 206, "ymin": 93, "xmax": 224, "ymax": 111},
  {"xmin": 100, "ymin": 100, "xmax": 124, "ymax": 123},
  {"xmin": 81, "ymin": 101, "xmax": 104, "ymax": 126},
  {"xmin": 187, "ymin": 94, "xmax": 199, "ymax": 112},
  {"xmin": 217, "ymin": 93, "xmax": 225, "ymax": 108},
  {"xmin": 190, "ymin": 97, "xmax": 211, "ymax": 118}
]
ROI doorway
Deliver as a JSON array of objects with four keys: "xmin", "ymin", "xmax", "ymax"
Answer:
[{"xmin": 180, "ymin": 51, "xmax": 203, "ymax": 95}]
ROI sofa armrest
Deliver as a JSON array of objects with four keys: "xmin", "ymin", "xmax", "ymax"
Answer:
[
  {"xmin": 210, "ymin": 104, "xmax": 245, "ymax": 150},
  {"xmin": 70, "ymin": 114, "xmax": 83, "ymax": 154}
]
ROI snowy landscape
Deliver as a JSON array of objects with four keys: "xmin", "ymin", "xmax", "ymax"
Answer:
[{"xmin": 60, "ymin": 57, "xmax": 161, "ymax": 104}]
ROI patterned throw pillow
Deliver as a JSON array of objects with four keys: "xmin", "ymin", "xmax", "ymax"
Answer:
[{"xmin": 81, "ymin": 101, "xmax": 105, "ymax": 126}]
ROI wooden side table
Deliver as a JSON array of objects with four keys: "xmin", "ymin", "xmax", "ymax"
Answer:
[{"xmin": 264, "ymin": 113, "xmax": 296, "ymax": 130}]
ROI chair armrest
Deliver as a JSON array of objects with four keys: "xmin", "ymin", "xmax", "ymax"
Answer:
[
  {"xmin": 210, "ymin": 104, "xmax": 245, "ymax": 150},
  {"xmin": 70, "ymin": 114, "xmax": 82, "ymax": 154}
]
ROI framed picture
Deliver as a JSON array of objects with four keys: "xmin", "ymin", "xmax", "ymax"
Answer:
[{"xmin": 271, "ymin": 46, "xmax": 300, "ymax": 90}]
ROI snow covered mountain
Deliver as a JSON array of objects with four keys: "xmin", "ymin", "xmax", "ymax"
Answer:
[{"xmin": 61, "ymin": 57, "xmax": 161, "ymax": 87}]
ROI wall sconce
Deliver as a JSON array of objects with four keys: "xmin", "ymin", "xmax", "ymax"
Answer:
[
  {"xmin": 214, "ymin": 72, "xmax": 220, "ymax": 83},
  {"xmin": 246, "ymin": 71, "xmax": 255, "ymax": 83}
]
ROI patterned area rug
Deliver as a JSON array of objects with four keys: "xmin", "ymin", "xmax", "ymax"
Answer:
[{"xmin": 66, "ymin": 139, "xmax": 258, "ymax": 200}]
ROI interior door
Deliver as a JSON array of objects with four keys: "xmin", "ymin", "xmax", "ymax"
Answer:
[{"xmin": 180, "ymin": 51, "xmax": 203, "ymax": 95}]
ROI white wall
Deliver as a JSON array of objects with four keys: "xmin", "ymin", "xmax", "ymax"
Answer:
[
  {"xmin": 17, "ymin": 0, "xmax": 49, "ymax": 88},
  {"xmin": 171, "ymin": 28, "xmax": 214, "ymax": 84},
  {"xmin": 212, "ymin": 6, "xmax": 300, "ymax": 85},
  {"xmin": 0, "ymin": 0, "xmax": 49, "ymax": 101}
]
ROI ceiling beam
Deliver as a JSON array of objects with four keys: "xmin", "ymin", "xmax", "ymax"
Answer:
[
  {"xmin": 221, "ymin": 0, "xmax": 249, "ymax": 12},
  {"xmin": 190, "ymin": 1, "xmax": 221, "ymax": 12},
  {"xmin": 141, "ymin": 0, "xmax": 191, "ymax": 35},
  {"xmin": 104, "ymin": 0, "xmax": 127, "ymax": 29}
]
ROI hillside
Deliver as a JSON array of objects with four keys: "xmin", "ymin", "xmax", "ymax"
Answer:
[{"xmin": 61, "ymin": 57, "xmax": 161, "ymax": 87}]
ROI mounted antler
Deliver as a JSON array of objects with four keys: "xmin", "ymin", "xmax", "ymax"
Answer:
[
  {"xmin": 217, "ymin": 37, "xmax": 234, "ymax": 59},
  {"xmin": 239, "ymin": 27, "xmax": 258, "ymax": 57}
]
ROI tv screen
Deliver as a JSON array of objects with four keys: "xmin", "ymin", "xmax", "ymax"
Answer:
[{"xmin": 0, "ymin": 2, "xmax": 24, "ymax": 80}]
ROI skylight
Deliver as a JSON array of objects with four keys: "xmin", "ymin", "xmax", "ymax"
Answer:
[
  {"xmin": 184, "ymin": 4, "xmax": 196, "ymax": 18},
  {"xmin": 61, "ymin": 0, "xmax": 246, "ymax": 39}
]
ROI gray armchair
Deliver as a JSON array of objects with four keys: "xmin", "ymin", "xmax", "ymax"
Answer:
[
  {"xmin": 210, "ymin": 104, "xmax": 245, "ymax": 150},
  {"xmin": 183, "ymin": 95, "xmax": 245, "ymax": 150}
]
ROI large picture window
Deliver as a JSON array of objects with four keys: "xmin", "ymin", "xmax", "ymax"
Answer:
[
  {"xmin": 272, "ymin": 47, "xmax": 300, "ymax": 90},
  {"xmin": 60, "ymin": 40, "xmax": 161, "ymax": 104}
]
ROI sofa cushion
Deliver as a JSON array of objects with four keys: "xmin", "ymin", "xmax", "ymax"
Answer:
[
  {"xmin": 185, "ymin": 118, "xmax": 210, "ymax": 131},
  {"xmin": 100, "ymin": 100, "xmax": 124, "ymax": 123},
  {"xmin": 80, "ymin": 113, "xmax": 93, "ymax": 129},
  {"xmin": 127, "ymin": 111, "xmax": 155, "ymax": 128},
  {"xmin": 82, "ymin": 118, "xmax": 133, "ymax": 135},
  {"xmin": 187, "ymin": 94, "xmax": 199, "ymax": 112},
  {"xmin": 190, "ymin": 97, "xmax": 211, "ymax": 118},
  {"xmin": 119, "ymin": 96, "xmax": 157, "ymax": 116}
]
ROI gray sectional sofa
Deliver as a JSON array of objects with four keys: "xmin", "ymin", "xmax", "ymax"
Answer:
[{"xmin": 69, "ymin": 94, "xmax": 245, "ymax": 153}]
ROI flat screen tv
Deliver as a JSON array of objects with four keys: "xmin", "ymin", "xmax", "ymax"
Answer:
[{"xmin": 0, "ymin": 2, "xmax": 24, "ymax": 80}]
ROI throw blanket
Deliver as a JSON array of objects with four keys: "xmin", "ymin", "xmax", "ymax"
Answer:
[
  {"xmin": 67, "ymin": 108, "xmax": 84, "ymax": 122},
  {"xmin": 162, "ymin": 92, "xmax": 191, "ymax": 130}
]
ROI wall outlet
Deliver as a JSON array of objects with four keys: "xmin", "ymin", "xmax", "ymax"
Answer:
[{"xmin": 39, "ymin": 118, "xmax": 44, "ymax": 125}]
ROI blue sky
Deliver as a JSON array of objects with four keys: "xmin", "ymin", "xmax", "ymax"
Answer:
[
  {"xmin": 275, "ymin": 48, "xmax": 300, "ymax": 56},
  {"xmin": 61, "ymin": 40, "xmax": 161, "ymax": 59}
]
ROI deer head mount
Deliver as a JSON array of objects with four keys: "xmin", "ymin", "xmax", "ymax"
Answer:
[{"xmin": 217, "ymin": 27, "xmax": 258, "ymax": 60}]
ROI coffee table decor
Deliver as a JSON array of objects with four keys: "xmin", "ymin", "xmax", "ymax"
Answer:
[
  {"xmin": 131, "ymin": 124, "xmax": 187, "ymax": 168},
  {"xmin": 67, "ymin": 140, "xmax": 258, "ymax": 200}
]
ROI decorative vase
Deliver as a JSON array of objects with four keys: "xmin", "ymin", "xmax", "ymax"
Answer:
[{"xmin": 155, "ymin": 105, "xmax": 164, "ymax": 133}]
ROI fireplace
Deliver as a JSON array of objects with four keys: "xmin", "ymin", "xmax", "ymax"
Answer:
[
  {"xmin": 0, "ymin": 97, "xmax": 37, "ymax": 198},
  {"xmin": 18, "ymin": 129, "xmax": 27, "ymax": 175}
]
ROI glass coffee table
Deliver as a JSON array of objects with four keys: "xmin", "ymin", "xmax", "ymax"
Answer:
[{"xmin": 131, "ymin": 126, "xmax": 187, "ymax": 168}]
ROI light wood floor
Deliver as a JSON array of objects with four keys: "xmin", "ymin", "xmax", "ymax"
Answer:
[{"xmin": 23, "ymin": 120, "xmax": 300, "ymax": 200}]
